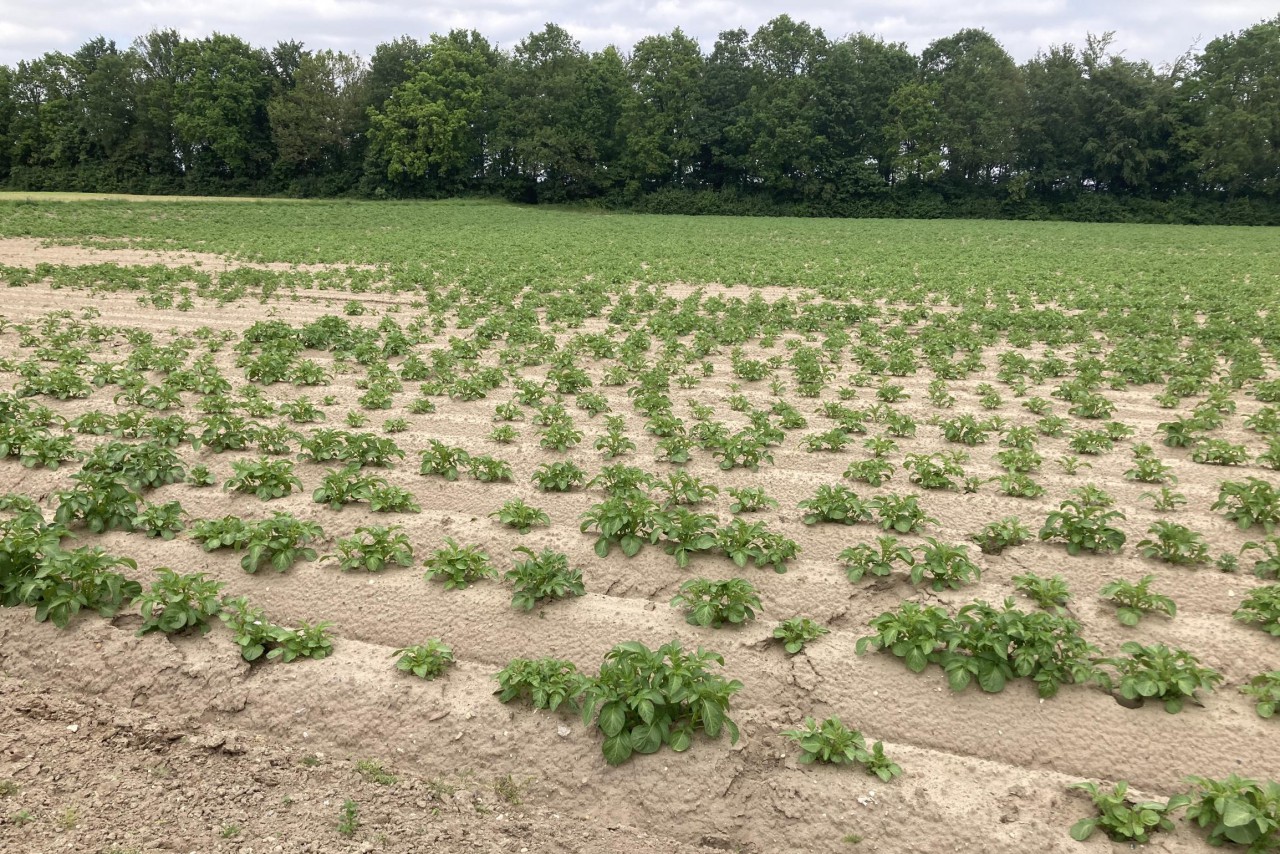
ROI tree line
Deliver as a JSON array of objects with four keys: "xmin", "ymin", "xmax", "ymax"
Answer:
[{"xmin": 1, "ymin": 17, "xmax": 1278, "ymax": 223}]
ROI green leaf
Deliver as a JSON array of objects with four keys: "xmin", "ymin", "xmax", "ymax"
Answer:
[
  {"xmin": 602, "ymin": 734, "xmax": 632, "ymax": 766},
  {"xmin": 598, "ymin": 702, "xmax": 627, "ymax": 738},
  {"xmin": 1069, "ymin": 818, "xmax": 1097, "ymax": 841}
]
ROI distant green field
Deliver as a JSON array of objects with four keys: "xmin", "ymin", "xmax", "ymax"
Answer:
[{"xmin": 1, "ymin": 197, "xmax": 1278, "ymax": 317}]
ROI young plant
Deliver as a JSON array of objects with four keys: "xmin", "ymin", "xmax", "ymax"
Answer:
[
  {"xmin": 909, "ymin": 539, "xmax": 981, "ymax": 591},
  {"xmin": 970, "ymin": 517, "xmax": 1031, "ymax": 555},
  {"xmin": 1099, "ymin": 642, "xmax": 1222, "ymax": 713},
  {"xmin": 131, "ymin": 501, "xmax": 186, "ymax": 540},
  {"xmin": 1012, "ymin": 572, "xmax": 1071, "ymax": 612},
  {"xmin": 727, "ymin": 486, "xmax": 778, "ymax": 513},
  {"xmin": 773, "ymin": 617, "xmax": 830, "ymax": 654},
  {"xmin": 839, "ymin": 536, "xmax": 915, "ymax": 582},
  {"xmin": 423, "ymin": 539, "xmax": 496, "ymax": 590},
  {"xmin": 392, "ymin": 640, "xmax": 454, "ymax": 680},
  {"xmin": 268, "ymin": 621, "xmax": 334, "ymax": 662},
  {"xmin": 242, "ymin": 514, "xmax": 324, "ymax": 574},
  {"xmin": 224, "ymin": 458, "xmax": 303, "ymax": 501},
  {"xmin": 1184, "ymin": 775, "xmax": 1280, "ymax": 850},
  {"xmin": 580, "ymin": 494, "xmax": 662, "ymax": 558},
  {"xmin": 467, "ymin": 455, "xmax": 513, "ymax": 482},
  {"xmin": 1039, "ymin": 500, "xmax": 1127, "ymax": 555},
  {"xmin": 136, "ymin": 569, "xmax": 225, "ymax": 636},
  {"xmin": 494, "ymin": 657, "xmax": 587, "ymax": 712},
  {"xmin": 419, "ymin": 441, "xmax": 470, "ymax": 481},
  {"xmin": 784, "ymin": 717, "xmax": 902, "ymax": 781},
  {"xmin": 531, "ymin": 460, "xmax": 586, "ymax": 492},
  {"xmin": 326, "ymin": 525, "xmax": 414, "ymax": 572},
  {"xmin": 670, "ymin": 577, "xmax": 761, "ymax": 628},
  {"xmin": 1137, "ymin": 521, "xmax": 1210, "ymax": 565},
  {"xmin": 871, "ymin": 494, "xmax": 936, "ymax": 534},
  {"xmin": 798, "ymin": 484, "xmax": 871, "ymax": 526},
  {"xmin": 218, "ymin": 596, "xmax": 277, "ymax": 662},
  {"xmin": 657, "ymin": 508, "xmax": 720, "ymax": 568},
  {"xmin": 1068, "ymin": 781, "xmax": 1188, "ymax": 843},
  {"xmin": 1241, "ymin": 672, "xmax": 1280, "ymax": 718},
  {"xmin": 1234, "ymin": 584, "xmax": 1280, "ymax": 636},
  {"xmin": 505, "ymin": 547, "xmax": 585, "ymax": 610},
  {"xmin": 1214, "ymin": 478, "xmax": 1280, "ymax": 532},
  {"xmin": 312, "ymin": 464, "xmax": 384, "ymax": 510},
  {"xmin": 1101, "ymin": 575, "xmax": 1177, "ymax": 626},
  {"xmin": 580, "ymin": 641, "xmax": 741, "ymax": 765},
  {"xmin": 490, "ymin": 498, "xmax": 550, "ymax": 534}
]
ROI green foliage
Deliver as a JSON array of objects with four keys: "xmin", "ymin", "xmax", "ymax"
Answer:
[
  {"xmin": 327, "ymin": 525, "xmax": 414, "ymax": 572},
  {"xmin": 132, "ymin": 501, "xmax": 186, "ymax": 540},
  {"xmin": 870, "ymin": 494, "xmax": 936, "ymax": 534},
  {"xmin": 799, "ymin": 484, "xmax": 871, "ymax": 525},
  {"xmin": 970, "ymin": 517, "xmax": 1031, "ymax": 555},
  {"xmin": 423, "ymin": 538, "xmax": 496, "ymax": 589},
  {"xmin": 784, "ymin": 717, "xmax": 902, "ymax": 781},
  {"xmin": 136, "ymin": 569, "xmax": 225, "ymax": 636},
  {"xmin": 715, "ymin": 518, "xmax": 800, "ymax": 573},
  {"xmin": 909, "ymin": 538, "xmax": 981, "ymax": 591},
  {"xmin": 670, "ymin": 577, "xmax": 761, "ymax": 628},
  {"xmin": 218, "ymin": 596, "xmax": 276, "ymax": 662},
  {"xmin": 1235, "ymin": 585, "xmax": 1280, "ymax": 636},
  {"xmin": 418, "ymin": 441, "xmax": 470, "ymax": 480},
  {"xmin": 490, "ymin": 499, "xmax": 550, "ymax": 534},
  {"xmin": 467, "ymin": 454, "xmax": 513, "ymax": 482},
  {"xmin": 1215, "ymin": 478, "xmax": 1280, "ymax": 533},
  {"xmin": 1012, "ymin": 572, "xmax": 1071, "ymax": 612},
  {"xmin": 1184, "ymin": 775, "xmax": 1280, "ymax": 849},
  {"xmin": 504, "ymin": 547, "xmax": 585, "ymax": 610},
  {"xmin": 1039, "ymin": 500, "xmax": 1127, "ymax": 555},
  {"xmin": 1101, "ymin": 575, "xmax": 1177, "ymax": 626},
  {"xmin": 392, "ymin": 640, "xmax": 455, "ymax": 680},
  {"xmin": 581, "ymin": 641, "xmax": 741, "ymax": 765},
  {"xmin": 268, "ymin": 621, "xmax": 334, "ymax": 662},
  {"xmin": 494, "ymin": 658, "xmax": 587, "ymax": 712},
  {"xmin": 531, "ymin": 460, "xmax": 587, "ymax": 492},
  {"xmin": 839, "ymin": 536, "xmax": 914, "ymax": 582},
  {"xmin": 52, "ymin": 471, "xmax": 142, "ymax": 533},
  {"xmin": 773, "ymin": 617, "xmax": 830, "ymax": 654},
  {"xmin": 857, "ymin": 599, "xmax": 1099, "ymax": 698},
  {"xmin": 224, "ymin": 457, "xmax": 303, "ymax": 500},
  {"xmin": 1137, "ymin": 521, "xmax": 1210, "ymax": 565},
  {"xmin": 1099, "ymin": 642, "xmax": 1222, "ymax": 713},
  {"xmin": 726, "ymin": 486, "xmax": 778, "ymax": 513},
  {"xmin": 580, "ymin": 493, "xmax": 662, "ymax": 558},
  {"xmin": 1241, "ymin": 672, "xmax": 1280, "ymax": 721},
  {"xmin": 1068, "ymin": 781, "xmax": 1188, "ymax": 843}
]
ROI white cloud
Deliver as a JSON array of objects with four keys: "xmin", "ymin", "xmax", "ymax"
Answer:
[{"xmin": 0, "ymin": 0, "xmax": 1272, "ymax": 67}]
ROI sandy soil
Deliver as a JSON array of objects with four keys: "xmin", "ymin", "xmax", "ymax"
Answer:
[{"xmin": 0, "ymin": 246, "xmax": 1277, "ymax": 853}]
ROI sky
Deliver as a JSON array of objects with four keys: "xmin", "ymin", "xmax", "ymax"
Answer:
[{"xmin": 0, "ymin": 0, "xmax": 1275, "ymax": 68}]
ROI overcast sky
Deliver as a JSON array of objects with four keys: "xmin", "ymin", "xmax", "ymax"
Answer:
[{"xmin": 1, "ymin": 0, "xmax": 1275, "ymax": 68}]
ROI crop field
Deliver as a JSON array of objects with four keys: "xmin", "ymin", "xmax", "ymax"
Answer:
[{"xmin": 0, "ymin": 197, "xmax": 1279, "ymax": 853}]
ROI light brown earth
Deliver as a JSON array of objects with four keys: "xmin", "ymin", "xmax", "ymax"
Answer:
[{"xmin": 0, "ymin": 244, "xmax": 1276, "ymax": 854}]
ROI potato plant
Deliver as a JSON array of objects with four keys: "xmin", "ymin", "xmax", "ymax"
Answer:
[
  {"xmin": 670, "ymin": 577, "xmax": 761, "ymax": 628},
  {"xmin": 504, "ymin": 547, "xmax": 585, "ymax": 611},
  {"xmin": 136, "ymin": 569, "xmax": 225, "ymax": 636},
  {"xmin": 773, "ymin": 617, "xmax": 829, "ymax": 654},
  {"xmin": 784, "ymin": 717, "xmax": 902, "ymax": 781},
  {"xmin": 1069, "ymin": 781, "xmax": 1188, "ymax": 843},
  {"xmin": 326, "ymin": 526, "xmax": 414, "ymax": 573},
  {"xmin": 1099, "ymin": 642, "xmax": 1222, "ymax": 713},
  {"xmin": 392, "ymin": 640, "xmax": 454, "ymax": 680},
  {"xmin": 1100, "ymin": 575, "xmax": 1177, "ymax": 626},
  {"xmin": 494, "ymin": 657, "xmax": 588, "ymax": 712},
  {"xmin": 423, "ymin": 539, "xmax": 496, "ymax": 590},
  {"xmin": 490, "ymin": 498, "xmax": 550, "ymax": 534},
  {"xmin": 581, "ymin": 641, "xmax": 741, "ymax": 765}
]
